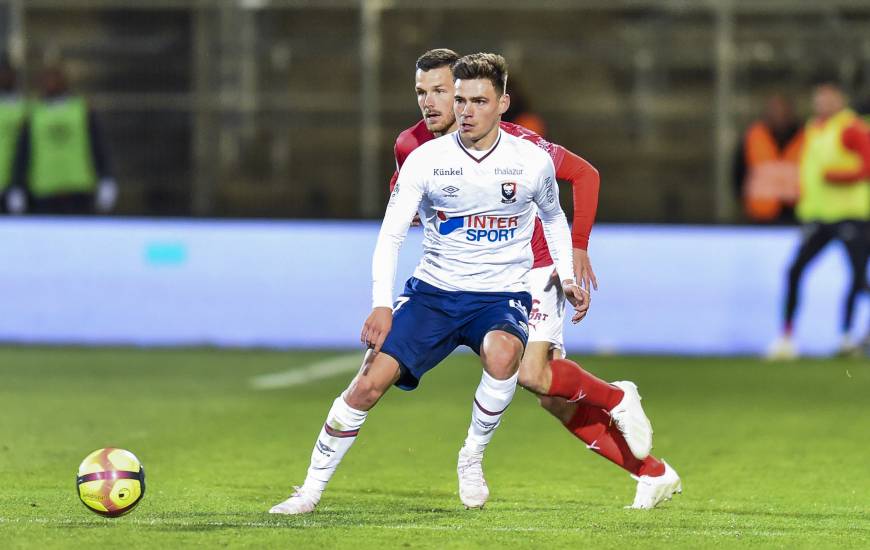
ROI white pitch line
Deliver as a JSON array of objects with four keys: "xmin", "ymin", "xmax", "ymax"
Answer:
[{"xmin": 249, "ymin": 353, "xmax": 363, "ymax": 390}]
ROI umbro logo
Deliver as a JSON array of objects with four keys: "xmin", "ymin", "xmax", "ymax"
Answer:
[
  {"xmin": 442, "ymin": 185, "xmax": 460, "ymax": 197},
  {"xmin": 316, "ymin": 440, "xmax": 336, "ymax": 457}
]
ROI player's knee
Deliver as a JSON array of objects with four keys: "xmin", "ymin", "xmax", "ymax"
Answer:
[
  {"xmin": 344, "ymin": 377, "xmax": 385, "ymax": 411},
  {"xmin": 482, "ymin": 331, "xmax": 524, "ymax": 380}
]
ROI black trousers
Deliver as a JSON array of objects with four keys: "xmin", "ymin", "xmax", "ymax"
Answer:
[
  {"xmin": 784, "ymin": 220, "xmax": 870, "ymax": 333},
  {"xmin": 29, "ymin": 193, "xmax": 96, "ymax": 215}
]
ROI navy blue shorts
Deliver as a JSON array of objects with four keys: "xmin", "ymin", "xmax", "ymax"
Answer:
[{"xmin": 380, "ymin": 277, "xmax": 532, "ymax": 391}]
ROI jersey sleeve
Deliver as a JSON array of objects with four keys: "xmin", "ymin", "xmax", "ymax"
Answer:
[
  {"xmin": 388, "ymin": 139, "xmax": 403, "ymax": 192},
  {"xmin": 826, "ymin": 122, "xmax": 870, "ymax": 184},
  {"xmin": 533, "ymin": 158, "xmax": 574, "ymax": 284},
  {"xmin": 553, "ymin": 146, "xmax": 599, "ymax": 250},
  {"xmin": 502, "ymin": 122, "xmax": 599, "ymax": 251},
  {"xmin": 388, "ymin": 169, "xmax": 399, "ymax": 193},
  {"xmin": 371, "ymin": 156, "xmax": 425, "ymax": 308}
]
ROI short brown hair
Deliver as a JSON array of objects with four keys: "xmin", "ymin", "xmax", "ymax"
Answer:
[
  {"xmin": 452, "ymin": 53, "xmax": 508, "ymax": 96},
  {"xmin": 415, "ymin": 48, "xmax": 460, "ymax": 72}
]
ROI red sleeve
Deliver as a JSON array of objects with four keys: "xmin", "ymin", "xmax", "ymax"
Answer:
[
  {"xmin": 553, "ymin": 146, "xmax": 600, "ymax": 250},
  {"xmin": 825, "ymin": 122, "xmax": 870, "ymax": 184}
]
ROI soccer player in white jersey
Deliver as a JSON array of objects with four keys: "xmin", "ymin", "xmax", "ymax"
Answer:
[
  {"xmin": 270, "ymin": 53, "xmax": 587, "ymax": 514},
  {"xmin": 388, "ymin": 49, "xmax": 680, "ymax": 509}
]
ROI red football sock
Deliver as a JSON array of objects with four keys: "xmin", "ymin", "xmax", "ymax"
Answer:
[
  {"xmin": 547, "ymin": 358, "xmax": 624, "ymax": 410},
  {"xmin": 565, "ymin": 403, "xmax": 665, "ymax": 477}
]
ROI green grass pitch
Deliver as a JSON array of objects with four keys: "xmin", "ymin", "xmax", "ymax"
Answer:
[{"xmin": 0, "ymin": 346, "xmax": 868, "ymax": 548}]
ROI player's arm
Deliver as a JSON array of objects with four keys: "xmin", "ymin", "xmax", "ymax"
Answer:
[
  {"xmin": 388, "ymin": 136, "xmax": 422, "ymax": 225},
  {"xmin": 533, "ymin": 161, "xmax": 588, "ymax": 324},
  {"xmin": 388, "ymin": 139, "xmax": 403, "ymax": 193},
  {"xmin": 388, "ymin": 169, "xmax": 399, "ymax": 193},
  {"xmin": 553, "ymin": 145, "xmax": 600, "ymax": 291},
  {"xmin": 825, "ymin": 122, "xmax": 870, "ymax": 184},
  {"xmin": 363, "ymin": 161, "xmax": 425, "ymax": 353}
]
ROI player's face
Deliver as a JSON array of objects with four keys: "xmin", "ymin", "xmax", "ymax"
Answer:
[
  {"xmin": 415, "ymin": 66, "xmax": 457, "ymax": 135},
  {"xmin": 454, "ymin": 78, "xmax": 509, "ymax": 148}
]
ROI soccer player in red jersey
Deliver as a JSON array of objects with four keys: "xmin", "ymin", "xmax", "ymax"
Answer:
[{"xmin": 389, "ymin": 49, "xmax": 681, "ymax": 508}]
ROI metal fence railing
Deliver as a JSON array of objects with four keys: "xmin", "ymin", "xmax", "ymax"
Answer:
[{"xmin": 3, "ymin": 0, "xmax": 870, "ymax": 222}]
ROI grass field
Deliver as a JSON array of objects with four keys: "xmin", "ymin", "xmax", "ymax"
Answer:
[{"xmin": 0, "ymin": 346, "xmax": 868, "ymax": 548}]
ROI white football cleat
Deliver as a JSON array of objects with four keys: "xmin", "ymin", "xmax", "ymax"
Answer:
[
  {"xmin": 269, "ymin": 486, "xmax": 319, "ymax": 515},
  {"xmin": 609, "ymin": 381, "xmax": 653, "ymax": 460},
  {"xmin": 457, "ymin": 446, "xmax": 489, "ymax": 509},
  {"xmin": 628, "ymin": 461, "xmax": 681, "ymax": 509},
  {"xmin": 766, "ymin": 336, "xmax": 797, "ymax": 361}
]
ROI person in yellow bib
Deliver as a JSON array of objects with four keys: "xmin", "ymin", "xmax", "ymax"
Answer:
[
  {"xmin": 5, "ymin": 65, "xmax": 116, "ymax": 215},
  {"xmin": 0, "ymin": 58, "xmax": 27, "ymax": 214},
  {"xmin": 768, "ymin": 82, "xmax": 870, "ymax": 359}
]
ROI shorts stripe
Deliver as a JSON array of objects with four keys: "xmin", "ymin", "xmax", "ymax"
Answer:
[
  {"xmin": 324, "ymin": 423, "xmax": 359, "ymax": 438},
  {"xmin": 473, "ymin": 397, "xmax": 508, "ymax": 416}
]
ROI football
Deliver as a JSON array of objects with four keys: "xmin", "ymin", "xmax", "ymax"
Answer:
[{"xmin": 76, "ymin": 448, "xmax": 145, "ymax": 517}]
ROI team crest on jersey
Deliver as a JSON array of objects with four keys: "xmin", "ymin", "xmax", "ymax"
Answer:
[{"xmin": 501, "ymin": 182, "xmax": 517, "ymax": 204}]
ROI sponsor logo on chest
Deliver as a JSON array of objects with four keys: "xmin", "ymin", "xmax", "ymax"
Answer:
[
  {"xmin": 433, "ymin": 167, "xmax": 463, "ymax": 176},
  {"xmin": 436, "ymin": 212, "xmax": 520, "ymax": 242},
  {"xmin": 441, "ymin": 185, "xmax": 460, "ymax": 198}
]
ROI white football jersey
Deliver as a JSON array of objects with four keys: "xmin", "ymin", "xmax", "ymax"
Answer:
[{"xmin": 372, "ymin": 129, "xmax": 574, "ymax": 308}]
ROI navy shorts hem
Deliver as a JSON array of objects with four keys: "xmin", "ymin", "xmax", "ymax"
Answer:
[{"xmin": 378, "ymin": 344, "xmax": 421, "ymax": 391}]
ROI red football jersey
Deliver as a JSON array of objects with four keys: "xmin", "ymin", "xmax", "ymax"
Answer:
[{"xmin": 388, "ymin": 120, "xmax": 599, "ymax": 268}]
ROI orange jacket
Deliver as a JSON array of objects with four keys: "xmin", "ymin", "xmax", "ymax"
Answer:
[{"xmin": 742, "ymin": 122, "xmax": 803, "ymax": 221}]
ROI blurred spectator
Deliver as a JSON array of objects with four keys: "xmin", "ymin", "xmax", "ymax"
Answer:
[
  {"xmin": 5, "ymin": 65, "xmax": 116, "ymax": 215},
  {"xmin": 503, "ymin": 78, "xmax": 547, "ymax": 137},
  {"xmin": 733, "ymin": 94, "xmax": 803, "ymax": 223},
  {"xmin": 0, "ymin": 57, "xmax": 27, "ymax": 214},
  {"xmin": 768, "ymin": 82, "xmax": 870, "ymax": 359}
]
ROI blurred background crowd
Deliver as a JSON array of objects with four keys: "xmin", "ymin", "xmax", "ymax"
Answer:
[{"xmin": 1, "ymin": 0, "xmax": 870, "ymax": 223}]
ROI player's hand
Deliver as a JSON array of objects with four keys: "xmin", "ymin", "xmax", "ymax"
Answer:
[
  {"xmin": 361, "ymin": 307, "xmax": 393, "ymax": 354},
  {"xmin": 573, "ymin": 248, "xmax": 598, "ymax": 292},
  {"xmin": 562, "ymin": 279, "xmax": 590, "ymax": 324},
  {"xmin": 410, "ymin": 213, "xmax": 422, "ymax": 227}
]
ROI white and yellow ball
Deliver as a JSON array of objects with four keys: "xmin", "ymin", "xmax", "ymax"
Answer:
[{"xmin": 76, "ymin": 448, "xmax": 145, "ymax": 517}]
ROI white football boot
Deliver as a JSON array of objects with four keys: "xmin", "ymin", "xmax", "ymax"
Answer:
[
  {"xmin": 628, "ymin": 461, "xmax": 681, "ymax": 509},
  {"xmin": 269, "ymin": 486, "xmax": 319, "ymax": 515},
  {"xmin": 609, "ymin": 381, "xmax": 653, "ymax": 460},
  {"xmin": 457, "ymin": 446, "xmax": 489, "ymax": 509},
  {"xmin": 766, "ymin": 336, "xmax": 797, "ymax": 361}
]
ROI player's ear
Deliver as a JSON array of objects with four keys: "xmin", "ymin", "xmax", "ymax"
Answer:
[{"xmin": 498, "ymin": 93, "xmax": 510, "ymax": 116}]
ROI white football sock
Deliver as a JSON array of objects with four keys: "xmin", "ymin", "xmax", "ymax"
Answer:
[
  {"xmin": 463, "ymin": 370, "xmax": 519, "ymax": 454},
  {"xmin": 301, "ymin": 394, "xmax": 368, "ymax": 496}
]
